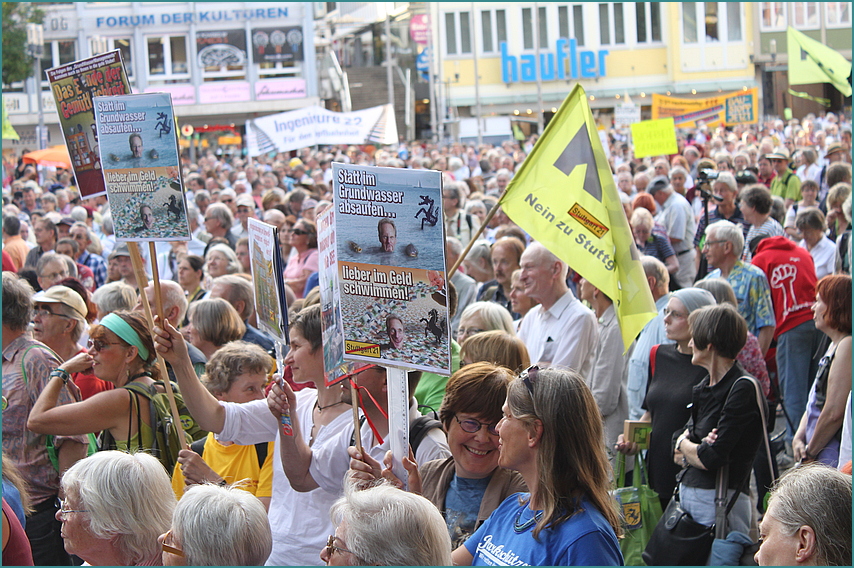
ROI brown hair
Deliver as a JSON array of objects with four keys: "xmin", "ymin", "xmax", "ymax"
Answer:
[
  {"xmin": 816, "ymin": 275, "xmax": 852, "ymax": 334},
  {"xmin": 438, "ymin": 362, "xmax": 513, "ymax": 430},
  {"xmin": 90, "ymin": 310, "xmax": 161, "ymax": 381},
  {"xmin": 688, "ymin": 303, "xmax": 748, "ymax": 359},
  {"xmin": 460, "ymin": 330, "xmax": 530, "ymax": 373}
]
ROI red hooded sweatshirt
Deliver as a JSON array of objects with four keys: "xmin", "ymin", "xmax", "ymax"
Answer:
[{"xmin": 751, "ymin": 236, "xmax": 817, "ymax": 337}]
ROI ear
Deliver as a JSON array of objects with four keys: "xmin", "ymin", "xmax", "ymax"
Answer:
[
  {"xmin": 124, "ymin": 344, "xmax": 139, "ymax": 364},
  {"xmin": 527, "ymin": 419, "xmax": 544, "ymax": 449},
  {"xmin": 795, "ymin": 525, "xmax": 818, "ymax": 563}
]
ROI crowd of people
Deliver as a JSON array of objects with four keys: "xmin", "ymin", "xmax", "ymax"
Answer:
[{"xmin": 2, "ymin": 110, "xmax": 853, "ymax": 566}]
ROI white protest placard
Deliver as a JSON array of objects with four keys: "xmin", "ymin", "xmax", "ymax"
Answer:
[
  {"xmin": 332, "ymin": 163, "xmax": 451, "ymax": 375},
  {"xmin": 316, "ymin": 207, "xmax": 350, "ymax": 386},
  {"xmin": 614, "ymin": 103, "xmax": 641, "ymax": 127},
  {"xmin": 93, "ymin": 92, "xmax": 190, "ymax": 242},
  {"xmin": 247, "ymin": 218, "xmax": 289, "ymax": 343}
]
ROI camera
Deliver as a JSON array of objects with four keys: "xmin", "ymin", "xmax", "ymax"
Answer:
[{"xmin": 698, "ymin": 169, "xmax": 719, "ymax": 182}]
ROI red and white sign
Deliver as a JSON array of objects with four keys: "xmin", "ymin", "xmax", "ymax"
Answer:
[{"xmin": 409, "ymin": 14, "xmax": 430, "ymax": 45}]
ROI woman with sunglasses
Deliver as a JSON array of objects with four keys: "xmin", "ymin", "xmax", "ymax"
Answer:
[
  {"xmin": 451, "ymin": 366, "xmax": 623, "ymax": 566},
  {"xmin": 160, "ymin": 483, "xmax": 271, "ymax": 566},
  {"xmin": 28, "ymin": 311, "xmax": 161, "ymax": 454},
  {"xmin": 283, "ymin": 219, "xmax": 318, "ymax": 299},
  {"xmin": 792, "ymin": 274, "xmax": 852, "ymax": 467},
  {"xmin": 56, "ymin": 451, "xmax": 174, "ymax": 566}
]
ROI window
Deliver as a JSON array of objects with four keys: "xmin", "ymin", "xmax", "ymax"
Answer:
[
  {"xmin": 537, "ymin": 6, "xmax": 548, "ymax": 48},
  {"xmin": 146, "ymin": 35, "xmax": 189, "ymax": 81},
  {"xmin": 94, "ymin": 38, "xmax": 133, "ymax": 78},
  {"xmin": 445, "ymin": 13, "xmax": 457, "ymax": 54},
  {"xmin": 573, "ymin": 5, "xmax": 585, "ymax": 46},
  {"xmin": 198, "ymin": 31, "xmax": 247, "ymax": 81},
  {"xmin": 636, "ymin": 2, "xmax": 662, "ymax": 44},
  {"xmin": 480, "ymin": 9, "xmax": 507, "ymax": 53},
  {"xmin": 599, "ymin": 3, "xmax": 625, "ymax": 45},
  {"xmin": 39, "ymin": 40, "xmax": 77, "ymax": 81},
  {"xmin": 522, "ymin": 8, "xmax": 533, "ymax": 49},
  {"xmin": 444, "ymin": 12, "xmax": 471, "ymax": 55},
  {"xmin": 683, "ymin": 3, "xmax": 742, "ymax": 44},
  {"xmin": 793, "ymin": 2, "xmax": 819, "ymax": 28},
  {"xmin": 760, "ymin": 2, "xmax": 786, "ymax": 31},
  {"xmin": 826, "ymin": 2, "xmax": 851, "ymax": 27}
]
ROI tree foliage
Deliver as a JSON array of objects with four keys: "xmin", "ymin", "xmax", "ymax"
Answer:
[{"xmin": 2, "ymin": 2, "xmax": 45, "ymax": 86}]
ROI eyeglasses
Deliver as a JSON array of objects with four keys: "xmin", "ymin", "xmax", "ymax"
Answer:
[
  {"xmin": 325, "ymin": 535, "xmax": 353, "ymax": 558},
  {"xmin": 33, "ymin": 307, "xmax": 72, "ymax": 319},
  {"xmin": 87, "ymin": 338, "xmax": 123, "ymax": 352},
  {"xmin": 56, "ymin": 497, "xmax": 88, "ymax": 519},
  {"xmin": 456, "ymin": 327, "xmax": 485, "ymax": 339},
  {"xmin": 663, "ymin": 308, "xmax": 689, "ymax": 319},
  {"xmin": 455, "ymin": 415, "xmax": 499, "ymax": 436},
  {"xmin": 702, "ymin": 239, "xmax": 728, "ymax": 249},
  {"xmin": 220, "ymin": 198, "xmax": 233, "ymax": 204},
  {"xmin": 40, "ymin": 271, "xmax": 68, "ymax": 281},
  {"xmin": 519, "ymin": 365, "xmax": 540, "ymax": 416},
  {"xmin": 161, "ymin": 529, "xmax": 184, "ymax": 557},
  {"xmin": 289, "ymin": 228, "xmax": 308, "ymax": 236}
]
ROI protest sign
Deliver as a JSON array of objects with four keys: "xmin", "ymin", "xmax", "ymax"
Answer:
[
  {"xmin": 651, "ymin": 88, "xmax": 759, "ymax": 128},
  {"xmin": 630, "ymin": 118, "xmax": 678, "ymax": 158},
  {"xmin": 614, "ymin": 103, "xmax": 641, "ymax": 127},
  {"xmin": 46, "ymin": 50, "xmax": 132, "ymax": 199},
  {"xmin": 93, "ymin": 92, "xmax": 190, "ymax": 242},
  {"xmin": 333, "ymin": 164, "xmax": 451, "ymax": 374},
  {"xmin": 247, "ymin": 217, "xmax": 290, "ymax": 343},
  {"xmin": 500, "ymin": 84, "xmax": 656, "ymax": 350},
  {"xmin": 245, "ymin": 105, "xmax": 398, "ymax": 156},
  {"xmin": 316, "ymin": 207, "xmax": 350, "ymax": 385}
]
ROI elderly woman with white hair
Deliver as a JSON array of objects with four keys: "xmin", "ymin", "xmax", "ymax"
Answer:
[
  {"xmin": 755, "ymin": 463, "xmax": 851, "ymax": 566},
  {"xmin": 204, "ymin": 243, "xmax": 240, "ymax": 282},
  {"xmin": 57, "ymin": 451, "xmax": 175, "ymax": 566},
  {"xmin": 160, "ymin": 483, "xmax": 272, "ymax": 566},
  {"xmin": 321, "ymin": 478, "xmax": 452, "ymax": 566},
  {"xmin": 455, "ymin": 300, "xmax": 516, "ymax": 346}
]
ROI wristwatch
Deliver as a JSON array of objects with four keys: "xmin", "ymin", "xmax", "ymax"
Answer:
[{"xmin": 50, "ymin": 368, "xmax": 71, "ymax": 385}]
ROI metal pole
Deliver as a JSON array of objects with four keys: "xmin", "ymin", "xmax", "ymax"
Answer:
[
  {"xmin": 427, "ymin": 8, "xmax": 438, "ymax": 143},
  {"xmin": 29, "ymin": 24, "xmax": 46, "ymax": 150},
  {"xmin": 385, "ymin": 9, "xmax": 394, "ymax": 109},
  {"xmin": 434, "ymin": 3, "xmax": 445, "ymax": 144},
  {"xmin": 533, "ymin": 4, "xmax": 545, "ymax": 135},
  {"xmin": 471, "ymin": 4, "xmax": 482, "ymax": 147}
]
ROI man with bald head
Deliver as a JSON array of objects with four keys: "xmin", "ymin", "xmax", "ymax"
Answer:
[{"xmin": 516, "ymin": 242, "xmax": 598, "ymax": 376}]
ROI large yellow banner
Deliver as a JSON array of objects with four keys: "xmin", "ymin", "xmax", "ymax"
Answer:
[
  {"xmin": 500, "ymin": 84, "xmax": 656, "ymax": 351},
  {"xmin": 652, "ymin": 88, "xmax": 759, "ymax": 129}
]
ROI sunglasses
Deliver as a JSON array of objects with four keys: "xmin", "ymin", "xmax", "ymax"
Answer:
[
  {"xmin": 289, "ymin": 228, "xmax": 309, "ymax": 236},
  {"xmin": 87, "ymin": 338, "xmax": 124, "ymax": 352},
  {"xmin": 455, "ymin": 415, "xmax": 499, "ymax": 436},
  {"xmin": 519, "ymin": 365, "xmax": 540, "ymax": 416}
]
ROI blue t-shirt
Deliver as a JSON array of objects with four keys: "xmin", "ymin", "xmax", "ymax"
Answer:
[
  {"xmin": 464, "ymin": 493, "xmax": 624, "ymax": 566},
  {"xmin": 445, "ymin": 474, "xmax": 491, "ymax": 548}
]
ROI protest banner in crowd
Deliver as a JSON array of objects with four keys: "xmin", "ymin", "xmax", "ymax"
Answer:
[
  {"xmin": 93, "ymin": 92, "xmax": 190, "ymax": 242},
  {"xmin": 631, "ymin": 117, "xmax": 678, "ymax": 158},
  {"xmin": 247, "ymin": 217, "xmax": 290, "ymax": 344},
  {"xmin": 316, "ymin": 206, "xmax": 352, "ymax": 386},
  {"xmin": 46, "ymin": 50, "xmax": 132, "ymax": 200},
  {"xmin": 652, "ymin": 88, "xmax": 759, "ymax": 129},
  {"xmin": 332, "ymin": 163, "xmax": 451, "ymax": 375}
]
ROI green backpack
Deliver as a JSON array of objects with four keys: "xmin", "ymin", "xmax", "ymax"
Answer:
[
  {"xmin": 104, "ymin": 380, "xmax": 208, "ymax": 475},
  {"xmin": 19, "ymin": 344, "xmax": 99, "ymax": 470}
]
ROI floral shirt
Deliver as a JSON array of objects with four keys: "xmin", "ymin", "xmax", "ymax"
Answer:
[{"xmin": 705, "ymin": 261, "xmax": 776, "ymax": 336}]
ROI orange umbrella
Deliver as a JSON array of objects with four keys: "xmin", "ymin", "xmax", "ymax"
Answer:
[{"xmin": 22, "ymin": 145, "xmax": 72, "ymax": 169}]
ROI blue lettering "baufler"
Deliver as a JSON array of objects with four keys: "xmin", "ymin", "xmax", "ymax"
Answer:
[{"xmin": 501, "ymin": 39, "xmax": 608, "ymax": 83}]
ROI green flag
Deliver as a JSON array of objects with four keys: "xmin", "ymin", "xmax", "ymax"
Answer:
[
  {"xmin": 2, "ymin": 106, "xmax": 19, "ymax": 140},
  {"xmin": 787, "ymin": 26, "xmax": 852, "ymax": 97}
]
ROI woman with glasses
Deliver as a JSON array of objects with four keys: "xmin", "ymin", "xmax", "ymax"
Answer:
[
  {"xmin": 283, "ymin": 219, "xmax": 318, "ymax": 299},
  {"xmin": 616, "ymin": 288, "xmax": 717, "ymax": 508},
  {"xmin": 160, "ymin": 483, "xmax": 271, "ymax": 566},
  {"xmin": 28, "ymin": 311, "xmax": 161, "ymax": 455},
  {"xmin": 451, "ymin": 366, "xmax": 623, "ymax": 566},
  {"xmin": 792, "ymin": 274, "xmax": 852, "ymax": 467},
  {"xmin": 57, "ymin": 451, "xmax": 175, "ymax": 566},
  {"xmin": 204, "ymin": 243, "xmax": 240, "ymax": 282},
  {"xmin": 321, "ymin": 478, "xmax": 451, "ymax": 566}
]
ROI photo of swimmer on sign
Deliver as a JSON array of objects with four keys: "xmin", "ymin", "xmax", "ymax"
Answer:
[{"xmin": 333, "ymin": 164, "xmax": 451, "ymax": 375}]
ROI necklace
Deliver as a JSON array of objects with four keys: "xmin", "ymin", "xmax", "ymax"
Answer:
[
  {"xmin": 513, "ymin": 506, "xmax": 544, "ymax": 534},
  {"xmin": 314, "ymin": 400, "xmax": 345, "ymax": 414}
]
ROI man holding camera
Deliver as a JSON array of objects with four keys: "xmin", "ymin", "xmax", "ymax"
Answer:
[{"xmin": 693, "ymin": 171, "xmax": 749, "ymax": 276}]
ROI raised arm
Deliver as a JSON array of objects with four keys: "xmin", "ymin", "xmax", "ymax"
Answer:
[{"xmin": 153, "ymin": 317, "xmax": 225, "ymax": 433}]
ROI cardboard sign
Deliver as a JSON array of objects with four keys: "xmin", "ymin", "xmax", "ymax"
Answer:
[{"xmin": 247, "ymin": 217, "xmax": 290, "ymax": 343}]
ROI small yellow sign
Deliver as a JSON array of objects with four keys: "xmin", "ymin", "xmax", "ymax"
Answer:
[
  {"xmin": 630, "ymin": 118, "xmax": 678, "ymax": 158},
  {"xmin": 345, "ymin": 341, "xmax": 381, "ymax": 358},
  {"xmin": 568, "ymin": 203, "xmax": 609, "ymax": 238}
]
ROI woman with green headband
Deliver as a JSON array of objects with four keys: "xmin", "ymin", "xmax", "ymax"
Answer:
[{"xmin": 28, "ymin": 311, "xmax": 161, "ymax": 454}]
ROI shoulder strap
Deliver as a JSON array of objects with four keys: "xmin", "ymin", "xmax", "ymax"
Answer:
[
  {"xmin": 466, "ymin": 214, "xmax": 473, "ymax": 233},
  {"xmin": 349, "ymin": 415, "xmax": 368, "ymax": 448},
  {"xmin": 254, "ymin": 442, "xmax": 269, "ymax": 469},
  {"xmin": 19, "ymin": 343, "xmax": 61, "ymax": 385},
  {"xmin": 190, "ymin": 437, "xmax": 206, "ymax": 456},
  {"xmin": 409, "ymin": 415, "xmax": 443, "ymax": 455},
  {"xmin": 649, "ymin": 344, "xmax": 660, "ymax": 377}
]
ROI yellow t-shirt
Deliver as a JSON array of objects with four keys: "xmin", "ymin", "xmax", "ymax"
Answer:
[{"xmin": 171, "ymin": 433, "xmax": 274, "ymax": 499}]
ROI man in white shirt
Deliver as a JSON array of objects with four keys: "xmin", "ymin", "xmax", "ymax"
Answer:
[
  {"xmin": 516, "ymin": 242, "xmax": 598, "ymax": 377},
  {"xmin": 649, "ymin": 175, "xmax": 697, "ymax": 288}
]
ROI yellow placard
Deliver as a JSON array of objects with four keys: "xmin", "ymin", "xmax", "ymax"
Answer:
[
  {"xmin": 651, "ymin": 88, "xmax": 759, "ymax": 128},
  {"xmin": 630, "ymin": 118, "xmax": 678, "ymax": 159},
  {"xmin": 345, "ymin": 341, "xmax": 381, "ymax": 358}
]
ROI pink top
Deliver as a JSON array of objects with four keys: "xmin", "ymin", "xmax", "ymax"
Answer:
[{"xmin": 283, "ymin": 248, "xmax": 318, "ymax": 298}]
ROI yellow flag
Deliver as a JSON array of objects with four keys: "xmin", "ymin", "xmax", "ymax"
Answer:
[
  {"xmin": 2, "ymin": 106, "xmax": 19, "ymax": 141},
  {"xmin": 787, "ymin": 26, "xmax": 852, "ymax": 97},
  {"xmin": 500, "ymin": 84, "xmax": 656, "ymax": 350}
]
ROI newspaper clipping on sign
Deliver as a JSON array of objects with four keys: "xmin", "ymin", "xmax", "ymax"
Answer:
[
  {"xmin": 93, "ymin": 92, "xmax": 190, "ymax": 242},
  {"xmin": 46, "ymin": 50, "xmax": 132, "ymax": 200},
  {"xmin": 247, "ymin": 218, "xmax": 290, "ymax": 344},
  {"xmin": 333, "ymin": 163, "xmax": 450, "ymax": 375}
]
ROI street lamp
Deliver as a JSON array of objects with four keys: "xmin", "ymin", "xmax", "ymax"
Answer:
[{"xmin": 26, "ymin": 23, "xmax": 46, "ymax": 150}]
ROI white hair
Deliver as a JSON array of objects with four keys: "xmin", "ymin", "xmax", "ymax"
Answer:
[{"xmin": 706, "ymin": 219, "xmax": 744, "ymax": 254}]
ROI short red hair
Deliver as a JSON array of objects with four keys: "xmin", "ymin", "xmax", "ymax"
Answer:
[{"xmin": 816, "ymin": 274, "xmax": 852, "ymax": 334}]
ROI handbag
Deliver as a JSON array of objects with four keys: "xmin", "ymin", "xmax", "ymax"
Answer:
[
  {"xmin": 612, "ymin": 453, "xmax": 663, "ymax": 566},
  {"xmin": 710, "ymin": 376, "xmax": 774, "ymax": 566},
  {"xmin": 643, "ymin": 376, "xmax": 750, "ymax": 566}
]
